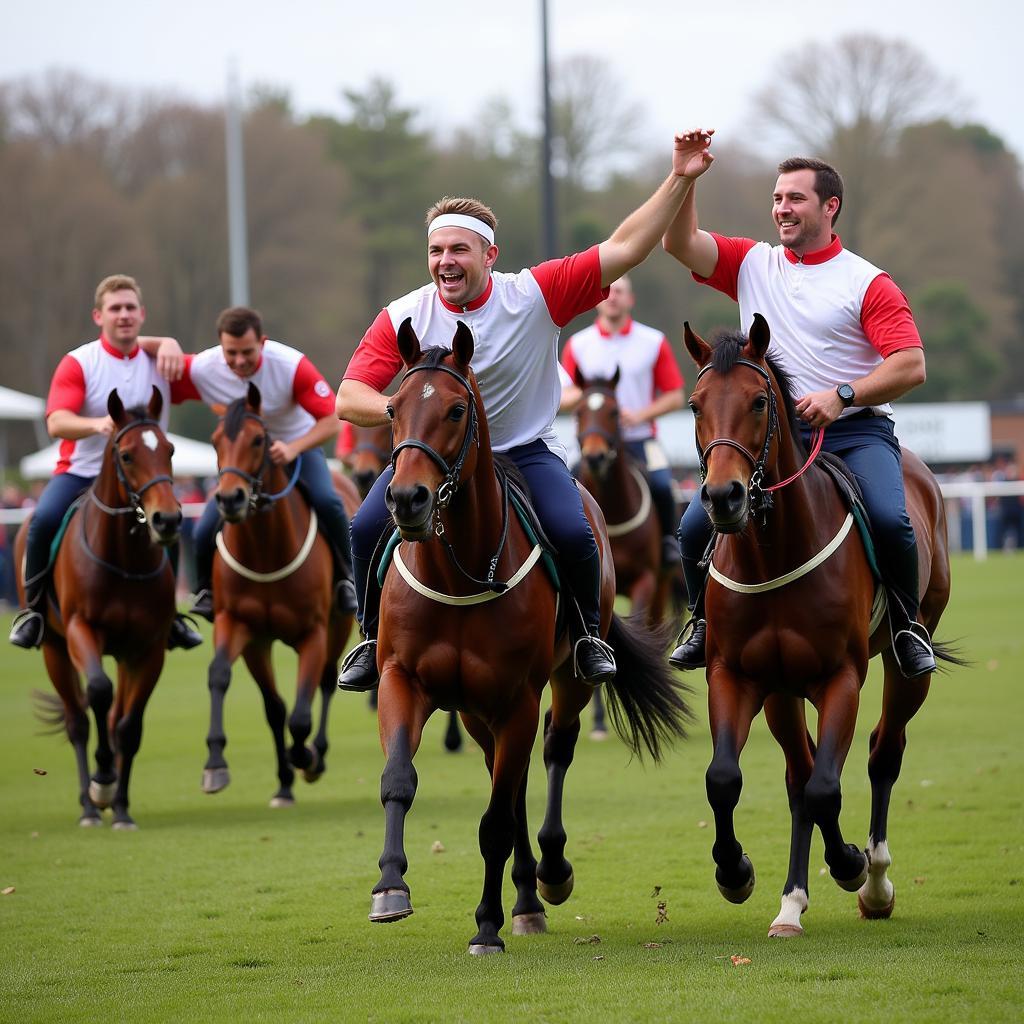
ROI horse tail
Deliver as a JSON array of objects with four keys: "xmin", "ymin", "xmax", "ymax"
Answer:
[
  {"xmin": 603, "ymin": 612, "xmax": 695, "ymax": 763},
  {"xmin": 31, "ymin": 690, "xmax": 67, "ymax": 735},
  {"xmin": 932, "ymin": 638, "xmax": 971, "ymax": 671}
]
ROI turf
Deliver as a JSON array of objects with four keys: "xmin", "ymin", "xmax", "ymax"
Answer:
[{"xmin": 0, "ymin": 553, "xmax": 1021, "ymax": 1023}]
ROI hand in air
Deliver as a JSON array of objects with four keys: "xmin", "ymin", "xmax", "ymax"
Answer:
[{"xmin": 673, "ymin": 128, "xmax": 715, "ymax": 179}]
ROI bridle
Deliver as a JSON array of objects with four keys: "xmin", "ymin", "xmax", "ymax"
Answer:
[
  {"xmin": 217, "ymin": 411, "xmax": 302, "ymax": 512},
  {"xmin": 90, "ymin": 418, "xmax": 174, "ymax": 527},
  {"xmin": 576, "ymin": 384, "xmax": 621, "ymax": 461},
  {"xmin": 694, "ymin": 358, "xmax": 823, "ymax": 523}
]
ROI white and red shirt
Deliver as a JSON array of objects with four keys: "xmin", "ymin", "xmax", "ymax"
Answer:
[
  {"xmin": 344, "ymin": 246, "xmax": 608, "ymax": 461},
  {"xmin": 695, "ymin": 233, "xmax": 923, "ymax": 417},
  {"xmin": 562, "ymin": 317, "xmax": 684, "ymax": 442},
  {"xmin": 174, "ymin": 340, "xmax": 335, "ymax": 442},
  {"xmin": 46, "ymin": 338, "xmax": 171, "ymax": 477}
]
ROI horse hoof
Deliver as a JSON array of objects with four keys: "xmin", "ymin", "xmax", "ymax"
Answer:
[
  {"xmin": 717, "ymin": 856, "xmax": 756, "ymax": 904},
  {"xmin": 589, "ymin": 728, "xmax": 609, "ymax": 742},
  {"xmin": 537, "ymin": 872, "xmax": 574, "ymax": 906},
  {"xmin": 89, "ymin": 780, "xmax": 116, "ymax": 809},
  {"xmin": 858, "ymin": 890, "xmax": 896, "ymax": 920},
  {"xmin": 202, "ymin": 768, "xmax": 230, "ymax": 794},
  {"xmin": 468, "ymin": 943, "xmax": 505, "ymax": 956},
  {"xmin": 301, "ymin": 747, "xmax": 324, "ymax": 783},
  {"xmin": 369, "ymin": 888, "xmax": 413, "ymax": 922},
  {"xmin": 79, "ymin": 815, "xmax": 103, "ymax": 828},
  {"xmin": 269, "ymin": 795, "xmax": 295, "ymax": 809},
  {"xmin": 768, "ymin": 923, "xmax": 804, "ymax": 938},
  {"xmin": 511, "ymin": 912, "xmax": 548, "ymax": 935},
  {"xmin": 112, "ymin": 819, "xmax": 138, "ymax": 831},
  {"xmin": 834, "ymin": 850, "xmax": 869, "ymax": 892}
]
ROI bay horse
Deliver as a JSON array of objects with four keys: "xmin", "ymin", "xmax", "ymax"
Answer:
[
  {"xmin": 18, "ymin": 387, "xmax": 181, "ymax": 828},
  {"xmin": 201, "ymin": 383, "xmax": 355, "ymax": 806},
  {"xmin": 684, "ymin": 315, "xmax": 960, "ymax": 937},
  {"xmin": 368, "ymin": 321, "xmax": 692, "ymax": 955}
]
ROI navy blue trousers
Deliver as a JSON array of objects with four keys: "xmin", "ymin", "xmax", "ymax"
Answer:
[
  {"xmin": 677, "ymin": 414, "xmax": 920, "ymax": 617},
  {"xmin": 193, "ymin": 447, "xmax": 351, "ymax": 586},
  {"xmin": 352, "ymin": 438, "xmax": 600, "ymax": 636}
]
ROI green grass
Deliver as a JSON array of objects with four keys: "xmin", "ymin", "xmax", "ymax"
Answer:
[{"xmin": 1, "ymin": 554, "xmax": 1022, "ymax": 1023}]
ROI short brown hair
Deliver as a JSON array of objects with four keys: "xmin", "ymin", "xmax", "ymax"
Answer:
[
  {"xmin": 425, "ymin": 196, "xmax": 498, "ymax": 235},
  {"xmin": 777, "ymin": 157, "xmax": 844, "ymax": 226},
  {"xmin": 94, "ymin": 274, "xmax": 142, "ymax": 310},
  {"xmin": 216, "ymin": 306, "xmax": 263, "ymax": 338}
]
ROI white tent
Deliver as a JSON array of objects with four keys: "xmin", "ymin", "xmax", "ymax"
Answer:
[
  {"xmin": 0, "ymin": 385, "xmax": 45, "ymax": 421},
  {"xmin": 20, "ymin": 432, "xmax": 218, "ymax": 480}
]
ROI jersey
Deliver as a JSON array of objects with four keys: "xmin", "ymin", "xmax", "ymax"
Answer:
[
  {"xmin": 46, "ymin": 337, "xmax": 171, "ymax": 477},
  {"xmin": 695, "ymin": 234, "xmax": 923, "ymax": 417},
  {"xmin": 562, "ymin": 317, "xmax": 684, "ymax": 441},
  {"xmin": 175, "ymin": 340, "xmax": 335, "ymax": 442},
  {"xmin": 344, "ymin": 246, "xmax": 608, "ymax": 461}
]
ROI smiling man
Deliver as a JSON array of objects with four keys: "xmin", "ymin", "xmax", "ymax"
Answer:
[
  {"xmin": 661, "ymin": 131, "xmax": 935, "ymax": 679},
  {"xmin": 336, "ymin": 132, "xmax": 713, "ymax": 692}
]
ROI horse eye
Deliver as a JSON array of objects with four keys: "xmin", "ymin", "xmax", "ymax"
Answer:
[
  {"xmin": 688, "ymin": 402, "xmax": 700, "ymax": 417},
  {"xmin": 168, "ymin": 444, "xmax": 176, "ymax": 457},
  {"xmin": 385, "ymin": 405, "xmax": 394, "ymax": 421},
  {"xmin": 252, "ymin": 435, "xmax": 264, "ymax": 447},
  {"xmin": 449, "ymin": 405, "xmax": 466, "ymax": 422},
  {"xmin": 753, "ymin": 395, "xmax": 768, "ymax": 413},
  {"xmin": 119, "ymin": 450, "xmax": 133, "ymax": 464}
]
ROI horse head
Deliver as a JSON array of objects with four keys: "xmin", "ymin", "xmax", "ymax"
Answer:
[
  {"xmin": 684, "ymin": 313, "xmax": 786, "ymax": 534},
  {"xmin": 574, "ymin": 366, "xmax": 622, "ymax": 483},
  {"xmin": 212, "ymin": 382, "xmax": 268, "ymax": 523},
  {"xmin": 349, "ymin": 424, "xmax": 393, "ymax": 499},
  {"xmin": 385, "ymin": 318, "xmax": 482, "ymax": 541},
  {"xmin": 106, "ymin": 386, "xmax": 181, "ymax": 545}
]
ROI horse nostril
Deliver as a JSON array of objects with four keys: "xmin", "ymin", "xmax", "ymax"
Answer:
[{"xmin": 410, "ymin": 484, "xmax": 430, "ymax": 513}]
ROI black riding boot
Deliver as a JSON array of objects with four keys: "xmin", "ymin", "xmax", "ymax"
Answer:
[
  {"xmin": 189, "ymin": 532, "xmax": 215, "ymax": 622},
  {"xmin": 9, "ymin": 574, "xmax": 46, "ymax": 650},
  {"xmin": 668, "ymin": 545, "xmax": 709, "ymax": 670},
  {"xmin": 651, "ymin": 481, "xmax": 681, "ymax": 568},
  {"xmin": 886, "ymin": 540, "xmax": 936, "ymax": 678},
  {"xmin": 337, "ymin": 547, "xmax": 382, "ymax": 692},
  {"xmin": 562, "ymin": 550, "xmax": 616, "ymax": 686}
]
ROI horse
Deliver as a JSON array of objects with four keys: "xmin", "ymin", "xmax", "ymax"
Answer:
[
  {"xmin": 201, "ymin": 383, "xmax": 355, "ymax": 806},
  {"xmin": 18, "ymin": 387, "xmax": 182, "ymax": 828},
  {"xmin": 368, "ymin": 320, "xmax": 692, "ymax": 955},
  {"xmin": 684, "ymin": 314, "xmax": 961, "ymax": 937}
]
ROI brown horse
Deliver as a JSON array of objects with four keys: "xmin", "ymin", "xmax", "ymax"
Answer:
[
  {"xmin": 201, "ymin": 383, "xmax": 355, "ymax": 806},
  {"xmin": 684, "ymin": 315, "xmax": 960, "ymax": 937},
  {"xmin": 18, "ymin": 388, "xmax": 181, "ymax": 828},
  {"xmin": 344, "ymin": 424, "xmax": 393, "ymax": 500},
  {"xmin": 368, "ymin": 321, "xmax": 691, "ymax": 954},
  {"xmin": 574, "ymin": 369, "xmax": 673, "ymax": 625}
]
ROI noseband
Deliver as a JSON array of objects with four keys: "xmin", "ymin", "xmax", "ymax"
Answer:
[
  {"xmin": 576, "ymin": 385, "xmax": 621, "ymax": 456},
  {"xmin": 217, "ymin": 411, "xmax": 302, "ymax": 511},
  {"xmin": 91, "ymin": 418, "xmax": 174, "ymax": 526}
]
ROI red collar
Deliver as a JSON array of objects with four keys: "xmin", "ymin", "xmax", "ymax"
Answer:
[
  {"xmin": 437, "ymin": 276, "xmax": 493, "ymax": 313},
  {"xmin": 784, "ymin": 233, "xmax": 843, "ymax": 265},
  {"xmin": 596, "ymin": 316, "xmax": 633, "ymax": 339},
  {"xmin": 100, "ymin": 334, "xmax": 140, "ymax": 359}
]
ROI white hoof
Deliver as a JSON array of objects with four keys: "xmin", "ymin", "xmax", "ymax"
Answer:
[
  {"xmin": 112, "ymin": 820, "xmax": 138, "ymax": 832},
  {"xmin": 269, "ymin": 795, "xmax": 295, "ymax": 809},
  {"xmin": 858, "ymin": 840, "xmax": 895, "ymax": 917},
  {"xmin": 88, "ymin": 780, "xmax": 116, "ymax": 809},
  {"xmin": 79, "ymin": 815, "xmax": 103, "ymax": 828},
  {"xmin": 202, "ymin": 767, "xmax": 230, "ymax": 794},
  {"xmin": 468, "ymin": 943, "xmax": 505, "ymax": 956},
  {"xmin": 769, "ymin": 888, "xmax": 807, "ymax": 937},
  {"xmin": 511, "ymin": 912, "xmax": 547, "ymax": 935}
]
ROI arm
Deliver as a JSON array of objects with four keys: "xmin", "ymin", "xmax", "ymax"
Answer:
[
  {"xmin": 269, "ymin": 414, "xmax": 340, "ymax": 465},
  {"xmin": 336, "ymin": 378, "xmax": 391, "ymax": 427},
  {"xmin": 793, "ymin": 349, "xmax": 927, "ymax": 428},
  {"xmin": 46, "ymin": 409, "xmax": 113, "ymax": 441},
  {"xmin": 661, "ymin": 182, "xmax": 720, "ymax": 278},
  {"xmin": 597, "ymin": 129, "xmax": 714, "ymax": 286},
  {"xmin": 137, "ymin": 335, "xmax": 185, "ymax": 381},
  {"xmin": 559, "ymin": 383, "xmax": 582, "ymax": 413},
  {"xmin": 621, "ymin": 387, "xmax": 685, "ymax": 429}
]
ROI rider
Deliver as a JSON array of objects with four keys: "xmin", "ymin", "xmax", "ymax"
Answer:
[
  {"xmin": 661, "ymin": 130, "xmax": 936, "ymax": 679},
  {"xmin": 561, "ymin": 274, "xmax": 686, "ymax": 566},
  {"xmin": 160, "ymin": 306, "xmax": 358, "ymax": 620},
  {"xmin": 335, "ymin": 131, "xmax": 713, "ymax": 693},
  {"xmin": 9, "ymin": 274, "xmax": 203, "ymax": 651}
]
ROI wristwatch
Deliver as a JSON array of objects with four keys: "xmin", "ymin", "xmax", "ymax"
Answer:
[{"xmin": 836, "ymin": 383, "xmax": 856, "ymax": 407}]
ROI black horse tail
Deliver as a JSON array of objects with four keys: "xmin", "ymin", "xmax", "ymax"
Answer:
[
  {"xmin": 31, "ymin": 689, "xmax": 66, "ymax": 735},
  {"xmin": 603, "ymin": 612, "xmax": 695, "ymax": 763},
  {"xmin": 932, "ymin": 637, "xmax": 971, "ymax": 671}
]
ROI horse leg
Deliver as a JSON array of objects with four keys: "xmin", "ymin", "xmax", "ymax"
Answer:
[
  {"xmin": 309, "ymin": 661, "xmax": 336, "ymax": 779},
  {"xmin": 806, "ymin": 670, "xmax": 869, "ymax": 892},
  {"xmin": 202, "ymin": 617, "xmax": 252, "ymax": 794},
  {"xmin": 64, "ymin": 617, "xmax": 117, "ymax": 811},
  {"xmin": 536, "ymin": 667, "xmax": 590, "ymax": 906},
  {"xmin": 589, "ymin": 688, "xmax": 608, "ymax": 740},
  {"xmin": 764, "ymin": 694, "xmax": 815, "ymax": 938},
  {"xmin": 41, "ymin": 639, "xmax": 100, "ymax": 827},
  {"xmin": 107, "ymin": 651, "xmax": 165, "ymax": 830},
  {"xmin": 469, "ymin": 694, "xmax": 540, "ymax": 955},
  {"xmin": 241, "ymin": 640, "xmax": 295, "ymax": 807},
  {"xmin": 287, "ymin": 627, "xmax": 328, "ymax": 777},
  {"xmin": 859, "ymin": 649, "xmax": 931, "ymax": 919},
  {"xmin": 706, "ymin": 671, "xmax": 763, "ymax": 902},
  {"xmin": 369, "ymin": 664, "xmax": 430, "ymax": 924}
]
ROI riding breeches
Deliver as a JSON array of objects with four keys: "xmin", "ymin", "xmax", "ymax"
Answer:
[{"xmin": 24, "ymin": 473, "xmax": 92, "ymax": 587}]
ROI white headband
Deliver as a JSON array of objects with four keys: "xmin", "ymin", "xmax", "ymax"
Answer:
[{"xmin": 427, "ymin": 213, "xmax": 495, "ymax": 246}]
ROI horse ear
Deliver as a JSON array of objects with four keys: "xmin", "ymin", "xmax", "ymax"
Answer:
[
  {"xmin": 396, "ymin": 318, "xmax": 421, "ymax": 367},
  {"xmin": 107, "ymin": 388, "xmax": 126, "ymax": 424},
  {"xmin": 748, "ymin": 313, "xmax": 771, "ymax": 359},
  {"xmin": 148, "ymin": 385, "xmax": 163, "ymax": 420},
  {"xmin": 452, "ymin": 321, "xmax": 474, "ymax": 368},
  {"xmin": 246, "ymin": 381, "xmax": 262, "ymax": 412},
  {"xmin": 611, "ymin": 366, "xmax": 621, "ymax": 388},
  {"xmin": 683, "ymin": 322, "xmax": 711, "ymax": 368},
  {"xmin": 573, "ymin": 365, "xmax": 585, "ymax": 389}
]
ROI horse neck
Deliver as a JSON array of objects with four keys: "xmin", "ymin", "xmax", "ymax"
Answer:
[
  {"xmin": 590, "ymin": 443, "xmax": 636, "ymax": 513},
  {"xmin": 86, "ymin": 442, "xmax": 156, "ymax": 561}
]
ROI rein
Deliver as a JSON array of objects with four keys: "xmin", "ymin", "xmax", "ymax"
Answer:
[{"xmin": 217, "ymin": 411, "xmax": 303, "ymax": 512}]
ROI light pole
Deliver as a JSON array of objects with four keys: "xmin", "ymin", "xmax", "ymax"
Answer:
[
  {"xmin": 225, "ymin": 61, "xmax": 250, "ymax": 306},
  {"xmin": 540, "ymin": 0, "xmax": 558, "ymax": 259}
]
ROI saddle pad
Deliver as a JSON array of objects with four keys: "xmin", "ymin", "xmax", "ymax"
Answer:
[{"xmin": 48, "ymin": 494, "xmax": 87, "ymax": 566}]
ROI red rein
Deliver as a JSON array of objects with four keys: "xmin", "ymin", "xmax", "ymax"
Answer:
[{"xmin": 766, "ymin": 427, "xmax": 824, "ymax": 492}]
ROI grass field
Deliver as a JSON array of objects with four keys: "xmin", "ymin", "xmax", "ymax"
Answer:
[{"xmin": 1, "ymin": 553, "xmax": 1022, "ymax": 1023}]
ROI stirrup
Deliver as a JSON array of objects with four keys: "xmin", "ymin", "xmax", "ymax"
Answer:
[
  {"xmin": 338, "ymin": 639, "xmax": 379, "ymax": 692},
  {"xmin": 572, "ymin": 633, "xmax": 616, "ymax": 685},
  {"xmin": 892, "ymin": 621, "xmax": 936, "ymax": 679},
  {"xmin": 168, "ymin": 613, "xmax": 204, "ymax": 650},
  {"xmin": 189, "ymin": 588, "xmax": 214, "ymax": 623},
  {"xmin": 9, "ymin": 608, "xmax": 44, "ymax": 649},
  {"xmin": 669, "ymin": 617, "xmax": 706, "ymax": 670}
]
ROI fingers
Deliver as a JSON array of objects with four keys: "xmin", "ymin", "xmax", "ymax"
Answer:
[{"xmin": 675, "ymin": 128, "xmax": 714, "ymax": 145}]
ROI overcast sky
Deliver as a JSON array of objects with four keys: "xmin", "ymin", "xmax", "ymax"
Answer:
[{"xmin": 3, "ymin": 0, "xmax": 1022, "ymax": 162}]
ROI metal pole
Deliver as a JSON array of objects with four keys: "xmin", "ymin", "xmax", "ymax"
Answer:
[
  {"xmin": 540, "ymin": 0, "xmax": 558, "ymax": 259},
  {"xmin": 225, "ymin": 61, "xmax": 250, "ymax": 306}
]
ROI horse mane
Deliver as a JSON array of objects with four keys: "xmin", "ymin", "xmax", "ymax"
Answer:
[
  {"xmin": 419, "ymin": 346, "xmax": 452, "ymax": 369},
  {"xmin": 223, "ymin": 396, "xmax": 251, "ymax": 441},
  {"xmin": 710, "ymin": 331, "xmax": 807, "ymax": 457},
  {"xmin": 124, "ymin": 403, "xmax": 151, "ymax": 421}
]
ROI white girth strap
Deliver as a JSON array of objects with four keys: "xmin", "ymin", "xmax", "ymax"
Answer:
[
  {"xmin": 710, "ymin": 512, "xmax": 854, "ymax": 594},
  {"xmin": 392, "ymin": 542, "xmax": 543, "ymax": 606},
  {"xmin": 605, "ymin": 465, "xmax": 653, "ymax": 538},
  {"xmin": 216, "ymin": 509, "xmax": 319, "ymax": 583}
]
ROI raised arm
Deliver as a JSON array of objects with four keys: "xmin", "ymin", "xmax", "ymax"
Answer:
[{"xmin": 661, "ymin": 127, "xmax": 719, "ymax": 278}]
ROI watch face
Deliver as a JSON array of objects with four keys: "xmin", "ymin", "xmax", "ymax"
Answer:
[{"xmin": 838, "ymin": 384, "xmax": 855, "ymax": 404}]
